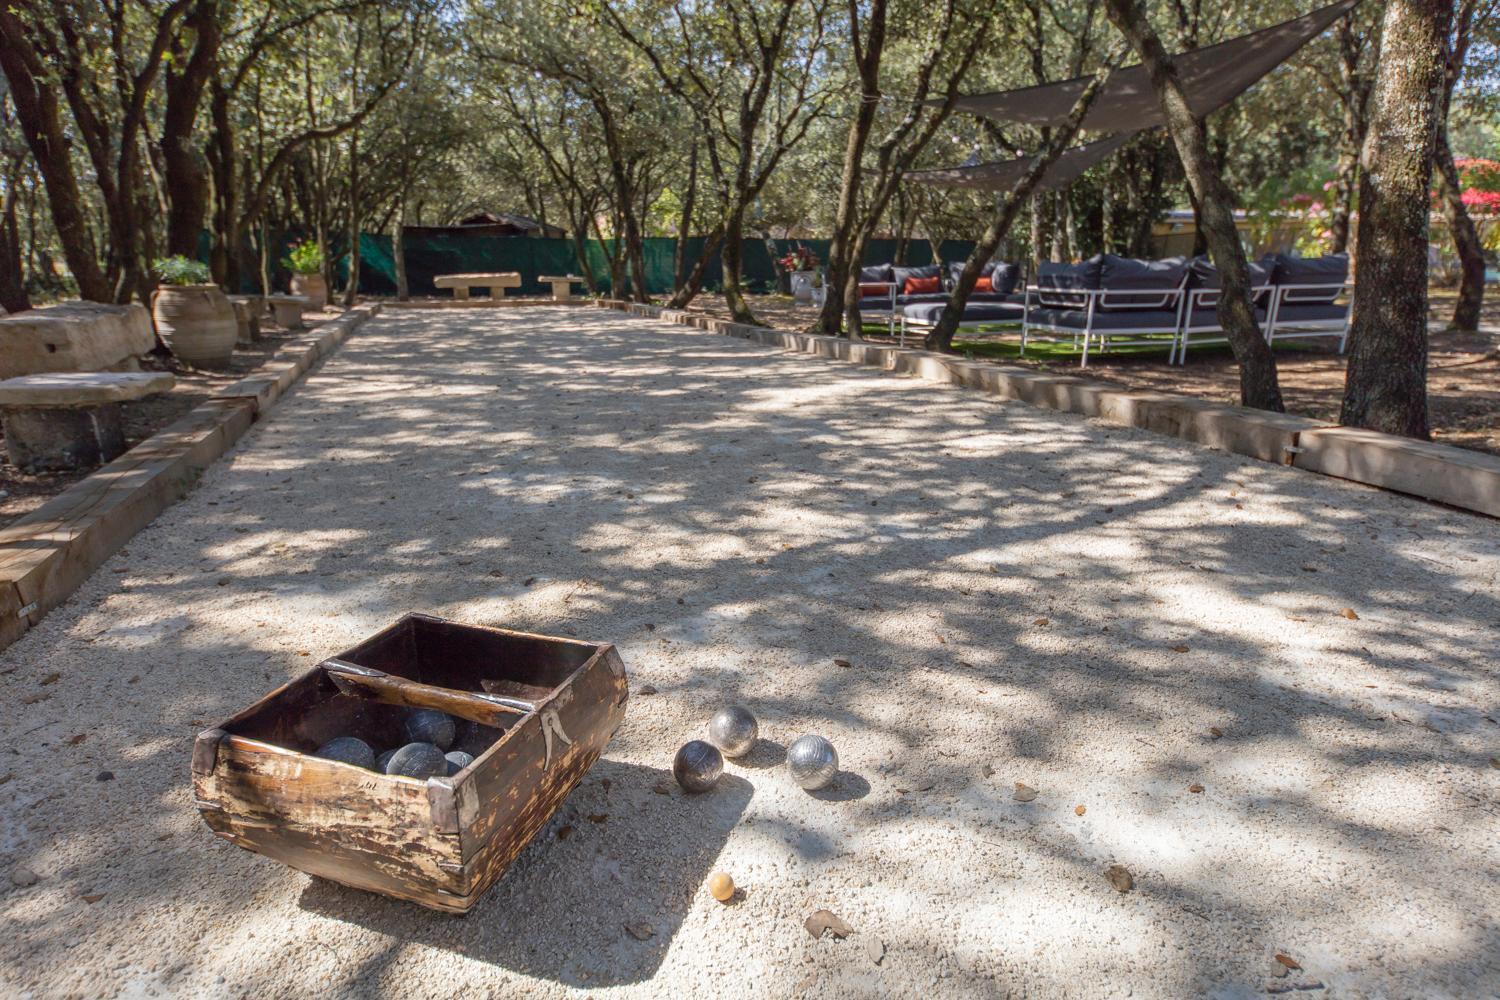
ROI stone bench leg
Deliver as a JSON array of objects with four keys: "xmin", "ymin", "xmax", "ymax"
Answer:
[
  {"xmin": 546, "ymin": 281, "xmax": 572, "ymax": 303},
  {"xmin": 453, "ymin": 286, "xmax": 471, "ymax": 301},
  {"xmin": 2, "ymin": 404, "xmax": 126, "ymax": 472},
  {"xmin": 270, "ymin": 301, "xmax": 305, "ymax": 330}
]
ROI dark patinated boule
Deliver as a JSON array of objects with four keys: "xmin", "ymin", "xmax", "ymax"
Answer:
[
  {"xmin": 707, "ymin": 705, "xmax": 759, "ymax": 758},
  {"xmin": 673, "ymin": 739, "xmax": 724, "ymax": 793},
  {"xmin": 787, "ymin": 734, "xmax": 839, "ymax": 791},
  {"xmin": 444, "ymin": 750, "xmax": 475, "ymax": 776},
  {"xmin": 375, "ymin": 748, "xmax": 398, "ymax": 772},
  {"xmin": 384, "ymin": 742, "xmax": 448, "ymax": 779},
  {"xmin": 314, "ymin": 736, "xmax": 376, "ymax": 770},
  {"xmin": 404, "ymin": 709, "xmax": 456, "ymax": 751}
]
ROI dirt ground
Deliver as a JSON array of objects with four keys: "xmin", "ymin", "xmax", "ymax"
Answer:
[
  {"xmin": 0, "ymin": 308, "xmax": 346, "ymax": 529},
  {"xmin": 1, "ymin": 308, "xmax": 1495, "ymax": 998},
  {"xmin": 684, "ymin": 291, "xmax": 1500, "ymax": 455}
]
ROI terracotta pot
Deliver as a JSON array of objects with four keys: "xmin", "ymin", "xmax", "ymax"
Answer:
[
  {"xmin": 151, "ymin": 284, "xmax": 237, "ymax": 369},
  {"xmin": 290, "ymin": 272, "xmax": 328, "ymax": 312}
]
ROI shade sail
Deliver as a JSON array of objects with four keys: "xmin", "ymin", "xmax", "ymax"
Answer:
[
  {"xmin": 943, "ymin": 0, "xmax": 1358, "ymax": 131},
  {"xmin": 905, "ymin": 131, "xmax": 1139, "ymax": 191}
]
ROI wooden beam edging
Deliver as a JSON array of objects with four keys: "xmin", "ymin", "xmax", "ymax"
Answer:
[
  {"xmin": 594, "ymin": 299, "xmax": 1499, "ymax": 520},
  {"xmin": 0, "ymin": 303, "xmax": 383, "ymax": 653}
]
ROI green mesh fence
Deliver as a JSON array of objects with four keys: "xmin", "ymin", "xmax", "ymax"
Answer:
[
  {"xmin": 353, "ymin": 233, "xmax": 979, "ymax": 298},
  {"xmin": 207, "ymin": 230, "xmax": 980, "ymax": 298}
]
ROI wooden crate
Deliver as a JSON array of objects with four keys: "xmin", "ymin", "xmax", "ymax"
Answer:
[{"xmin": 192, "ymin": 614, "xmax": 629, "ymax": 913}]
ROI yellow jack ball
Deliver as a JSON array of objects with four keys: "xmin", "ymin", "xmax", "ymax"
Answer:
[{"xmin": 707, "ymin": 871, "xmax": 734, "ymax": 902}]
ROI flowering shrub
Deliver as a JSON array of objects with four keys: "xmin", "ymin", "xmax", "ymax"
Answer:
[
  {"xmin": 776, "ymin": 246, "xmax": 819, "ymax": 272},
  {"xmin": 1455, "ymin": 158, "xmax": 1500, "ymax": 213}
]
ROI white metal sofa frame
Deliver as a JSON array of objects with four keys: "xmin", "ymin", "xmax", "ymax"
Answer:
[
  {"xmin": 896, "ymin": 304, "xmax": 1024, "ymax": 347},
  {"xmin": 1177, "ymin": 281, "xmax": 1352, "ymax": 363},
  {"xmin": 1019, "ymin": 284, "xmax": 1187, "ymax": 368}
]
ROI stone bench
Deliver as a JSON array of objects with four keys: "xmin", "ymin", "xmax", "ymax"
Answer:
[
  {"xmin": 0, "ymin": 303, "xmax": 155, "ymax": 379},
  {"xmin": 0, "ymin": 372, "xmax": 174, "ymax": 471},
  {"xmin": 228, "ymin": 296, "xmax": 263, "ymax": 345},
  {"xmin": 266, "ymin": 294, "xmax": 311, "ymax": 330},
  {"xmin": 537, "ymin": 275, "xmax": 588, "ymax": 303},
  {"xmin": 434, "ymin": 272, "xmax": 522, "ymax": 301}
]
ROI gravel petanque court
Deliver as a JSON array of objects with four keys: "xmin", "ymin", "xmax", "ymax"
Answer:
[{"xmin": 1, "ymin": 306, "xmax": 1496, "ymax": 998}]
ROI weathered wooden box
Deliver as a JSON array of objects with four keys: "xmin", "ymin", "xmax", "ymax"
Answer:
[{"xmin": 192, "ymin": 614, "xmax": 629, "ymax": 912}]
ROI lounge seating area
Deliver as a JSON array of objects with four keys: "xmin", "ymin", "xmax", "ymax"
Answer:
[{"xmin": 878, "ymin": 252, "xmax": 1351, "ymax": 366}]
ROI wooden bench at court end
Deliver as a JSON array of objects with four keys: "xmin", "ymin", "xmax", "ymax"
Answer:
[
  {"xmin": 434, "ymin": 272, "xmax": 522, "ymax": 301},
  {"xmin": 537, "ymin": 275, "xmax": 588, "ymax": 303}
]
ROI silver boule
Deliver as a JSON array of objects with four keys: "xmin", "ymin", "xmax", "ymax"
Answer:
[
  {"xmin": 673, "ymin": 739, "xmax": 724, "ymax": 793},
  {"xmin": 707, "ymin": 705, "xmax": 759, "ymax": 758},
  {"xmin": 444, "ymin": 750, "xmax": 475, "ymax": 776},
  {"xmin": 786, "ymin": 734, "xmax": 838, "ymax": 790},
  {"xmin": 315, "ymin": 736, "xmax": 376, "ymax": 770}
]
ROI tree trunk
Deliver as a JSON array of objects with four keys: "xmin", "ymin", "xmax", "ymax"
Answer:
[
  {"xmin": 163, "ymin": 0, "xmax": 220, "ymax": 257},
  {"xmin": 0, "ymin": 10, "xmax": 111, "ymax": 301},
  {"xmin": 0, "ymin": 182, "xmax": 30, "ymax": 312},
  {"xmin": 673, "ymin": 143, "xmax": 699, "ymax": 293},
  {"xmin": 813, "ymin": 0, "xmax": 889, "ymax": 337},
  {"xmin": 666, "ymin": 222, "xmax": 726, "ymax": 309},
  {"xmin": 1105, "ymin": 0, "xmax": 1285, "ymax": 412},
  {"xmin": 1341, "ymin": 0, "xmax": 1453, "ymax": 437},
  {"xmin": 343, "ymin": 122, "xmax": 360, "ymax": 308},
  {"xmin": 394, "ymin": 192, "xmax": 410, "ymax": 301},
  {"xmin": 721, "ymin": 209, "xmax": 757, "ymax": 325},
  {"xmin": 1434, "ymin": 128, "xmax": 1485, "ymax": 331}
]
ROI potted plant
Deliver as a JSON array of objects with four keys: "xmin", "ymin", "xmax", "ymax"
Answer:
[
  {"xmin": 282, "ymin": 240, "xmax": 327, "ymax": 311},
  {"xmin": 777, "ymin": 246, "xmax": 821, "ymax": 304},
  {"xmin": 151, "ymin": 256, "xmax": 237, "ymax": 369}
]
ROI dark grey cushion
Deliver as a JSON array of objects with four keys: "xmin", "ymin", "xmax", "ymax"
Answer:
[
  {"xmin": 1273, "ymin": 302, "xmax": 1348, "ymax": 325},
  {"xmin": 1029, "ymin": 306, "xmax": 1181, "ymax": 332},
  {"xmin": 1271, "ymin": 253, "xmax": 1349, "ymax": 304},
  {"xmin": 1187, "ymin": 254, "xmax": 1275, "ymax": 307},
  {"xmin": 1037, "ymin": 256, "xmax": 1102, "ymax": 307},
  {"xmin": 858, "ymin": 264, "xmax": 894, "ymax": 283},
  {"xmin": 903, "ymin": 300, "xmax": 1025, "ymax": 325},
  {"xmin": 895, "ymin": 291, "xmax": 1008, "ymax": 306},
  {"xmin": 944, "ymin": 261, "xmax": 1021, "ymax": 296},
  {"xmin": 893, "ymin": 264, "xmax": 943, "ymax": 293},
  {"xmin": 1095, "ymin": 254, "xmax": 1188, "ymax": 311}
]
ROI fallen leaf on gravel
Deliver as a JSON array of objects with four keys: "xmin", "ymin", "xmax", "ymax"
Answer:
[
  {"xmin": 1075, "ymin": 805, "xmax": 1086, "ymax": 816},
  {"xmin": 19, "ymin": 693, "xmax": 49, "ymax": 705},
  {"xmin": 624, "ymin": 922, "xmax": 654, "ymax": 941},
  {"xmin": 66, "ymin": 734, "xmax": 87, "ymax": 745},
  {"xmin": 1033, "ymin": 618, "xmax": 1050, "ymax": 626},
  {"xmin": 1270, "ymin": 960, "xmax": 1289, "ymax": 978},
  {"xmin": 864, "ymin": 936, "xmax": 885, "ymax": 965},
  {"xmin": 981, "ymin": 763, "xmax": 994, "ymax": 777},
  {"xmin": 10, "ymin": 866, "xmax": 39, "ymax": 887},
  {"xmin": 81, "ymin": 894, "xmax": 104, "ymax": 904},
  {"xmin": 555, "ymin": 825, "xmax": 573, "ymax": 841},
  {"xmin": 1106, "ymin": 864, "xmax": 1133, "ymax": 892},
  {"xmin": 40, "ymin": 673, "xmax": 60, "ymax": 686},
  {"xmin": 523, "ymin": 577, "xmax": 536, "ymax": 586},
  {"xmin": 833, "ymin": 659, "xmax": 852, "ymax": 668},
  {"xmin": 1188, "ymin": 783, "xmax": 1204, "ymax": 793},
  {"xmin": 588, "ymin": 814, "xmax": 608, "ymax": 823},
  {"xmin": 1209, "ymin": 727, "xmax": 1224, "ymax": 739},
  {"xmin": 1490, "ymin": 758, "xmax": 1500, "ymax": 770},
  {"xmin": 755, "ymin": 558, "xmax": 766, "ymax": 565},
  {"xmin": 1013, "ymin": 783, "xmax": 1038, "ymax": 802},
  {"xmin": 1170, "ymin": 644, "xmax": 1190, "ymax": 653},
  {"xmin": 1340, "ymin": 608, "xmax": 1359, "ymax": 620},
  {"xmin": 1274, "ymin": 953, "xmax": 1302, "ymax": 970},
  {"xmin": 651, "ymin": 780, "xmax": 673, "ymax": 795},
  {"xmin": 804, "ymin": 909, "xmax": 854, "ymax": 940},
  {"xmin": 638, "ymin": 684, "xmax": 657, "ymax": 695}
]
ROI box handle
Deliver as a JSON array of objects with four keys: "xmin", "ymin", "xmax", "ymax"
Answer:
[{"xmin": 323, "ymin": 658, "xmax": 535, "ymax": 729}]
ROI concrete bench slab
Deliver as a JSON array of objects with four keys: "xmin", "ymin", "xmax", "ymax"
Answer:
[
  {"xmin": 0, "ymin": 371, "xmax": 174, "ymax": 472},
  {"xmin": 434, "ymin": 272, "xmax": 522, "ymax": 301},
  {"xmin": 1293, "ymin": 426, "xmax": 1500, "ymax": 518},
  {"xmin": 266, "ymin": 294, "xmax": 311, "ymax": 330},
  {"xmin": 0, "ymin": 302, "xmax": 155, "ymax": 378},
  {"xmin": 537, "ymin": 274, "xmax": 587, "ymax": 303}
]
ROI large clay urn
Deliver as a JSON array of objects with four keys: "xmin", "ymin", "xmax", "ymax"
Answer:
[
  {"xmin": 151, "ymin": 284, "xmax": 237, "ymax": 369},
  {"xmin": 290, "ymin": 272, "xmax": 328, "ymax": 312}
]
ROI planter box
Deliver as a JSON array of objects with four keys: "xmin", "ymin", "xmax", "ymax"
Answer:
[{"xmin": 192, "ymin": 614, "xmax": 630, "ymax": 913}]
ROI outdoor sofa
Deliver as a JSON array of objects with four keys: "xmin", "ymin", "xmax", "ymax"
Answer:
[{"xmin": 894, "ymin": 252, "xmax": 1351, "ymax": 366}]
